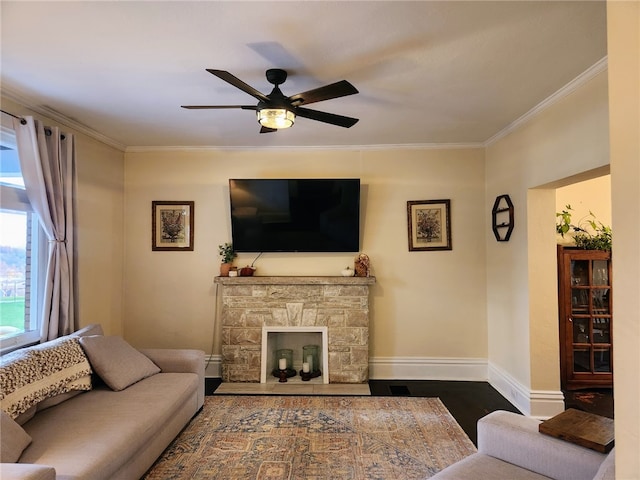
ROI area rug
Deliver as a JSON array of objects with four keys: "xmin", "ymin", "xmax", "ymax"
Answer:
[{"xmin": 143, "ymin": 396, "xmax": 476, "ymax": 480}]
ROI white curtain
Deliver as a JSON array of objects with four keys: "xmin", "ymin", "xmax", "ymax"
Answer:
[{"xmin": 13, "ymin": 116, "xmax": 78, "ymax": 341}]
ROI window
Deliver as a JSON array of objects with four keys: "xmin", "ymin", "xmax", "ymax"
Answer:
[{"xmin": 0, "ymin": 125, "xmax": 44, "ymax": 352}]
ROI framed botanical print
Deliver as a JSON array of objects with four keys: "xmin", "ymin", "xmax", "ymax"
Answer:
[
  {"xmin": 407, "ymin": 199, "xmax": 452, "ymax": 251},
  {"xmin": 152, "ymin": 201, "xmax": 194, "ymax": 251}
]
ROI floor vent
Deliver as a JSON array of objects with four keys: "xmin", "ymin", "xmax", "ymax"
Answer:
[{"xmin": 389, "ymin": 385, "xmax": 411, "ymax": 396}]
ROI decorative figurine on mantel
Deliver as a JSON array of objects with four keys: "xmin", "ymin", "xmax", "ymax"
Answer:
[
  {"xmin": 354, "ymin": 253, "xmax": 371, "ymax": 277},
  {"xmin": 341, "ymin": 266, "xmax": 355, "ymax": 277}
]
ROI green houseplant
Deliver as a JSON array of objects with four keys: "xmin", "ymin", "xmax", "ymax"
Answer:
[
  {"xmin": 556, "ymin": 205, "xmax": 612, "ymax": 251},
  {"xmin": 218, "ymin": 242, "xmax": 237, "ymax": 276}
]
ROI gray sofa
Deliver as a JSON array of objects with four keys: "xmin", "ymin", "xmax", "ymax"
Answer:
[
  {"xmin": 432, "ymin": 410, "xmax": 614, "ymax": 480},
  {"xmin": 1, "ymin": 324, "xmax": 204, "ymax": 480}
]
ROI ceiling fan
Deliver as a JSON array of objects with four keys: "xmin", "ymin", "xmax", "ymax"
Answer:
[{"xmin": 181, "ymin": 69, "xmax": 359, "ymax": 133}]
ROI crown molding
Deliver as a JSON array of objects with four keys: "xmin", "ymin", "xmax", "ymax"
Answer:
[
  {"xmin": 124, "ymin": 142, "xmax": 485, "ymax": 153},
  {"xmin": 1, "ymin": 87, "xmax": 127, "ymax": 152},
  {"xmin": 484, "ymin": 56, "xmax": 608, "ymax": 147},
  {"xmin": 3, "ymin": 56, "xmax": 607, "ymax": 153}
]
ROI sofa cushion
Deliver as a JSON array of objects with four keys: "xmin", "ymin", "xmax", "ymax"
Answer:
[
  {"xmin": 36, "ymin": 391, "xmax": 83, "ymax": 412},
  {"xmin": 20, "ymin": 372, "xmax": 199, "ymax": 480},
  {"xmin": 0, "ymin": 464, "xmax": 56, "ymax": 480},
  {"xmin": 0, "ymin": 337, "xmax": 92, "ymax": 419},
  {"xmin": 431, "ymin": 452, "xmax": 552, "ymax": 480},
  {"xmin": 79, "ymin": 336, "xmax": 160, "ymax": 391},
  {"xmin": 593, "ymin": 449, "xmax": 615, "ymax": 480},
  {"xmin": 1, "ymin": 410, "xmax": 32, "ymax": 462},
  {"xmin": 21, "ymin": 326, "xmax": 104, "ymax": 414},
  {"xmin": 14, "ymin": 406, "xmax": 37, "ymax": 426},
  {"xmin": 478, "ymin": 410, "xmax": 606, "ymax": 480}
]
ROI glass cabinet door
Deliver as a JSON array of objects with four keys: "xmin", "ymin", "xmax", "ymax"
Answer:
[{"xmin": 567, "ymin": 255, "xmax": 612, "ymax": 382}]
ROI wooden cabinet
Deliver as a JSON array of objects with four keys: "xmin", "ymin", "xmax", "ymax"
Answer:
[{"xmin": 557, "ymin": 246, "xmax": 613, "ymax": 390}]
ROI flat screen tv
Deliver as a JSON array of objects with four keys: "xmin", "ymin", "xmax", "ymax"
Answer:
[{"xmin": 229, "ymin": 178, "xmax": 360, "ymax": 253}]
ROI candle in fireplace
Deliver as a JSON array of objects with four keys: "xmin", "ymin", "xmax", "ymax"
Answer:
[
  {"xmin": 306, "ymin": 355, "xmax": 314, "ymax": 372},
  {"xmin": 279, "ymin": 358, "xmax": 287, "ymax": 370}
]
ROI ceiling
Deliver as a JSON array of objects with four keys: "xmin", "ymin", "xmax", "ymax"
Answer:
[{"xmin": 1, "ymin": 1, "xmax": 607, "ymax": 150}]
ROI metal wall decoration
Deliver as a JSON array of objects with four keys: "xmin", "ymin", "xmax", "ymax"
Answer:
[{"xmin": 492, "ymin": 194, "xmax": 514, "ymax": 241}]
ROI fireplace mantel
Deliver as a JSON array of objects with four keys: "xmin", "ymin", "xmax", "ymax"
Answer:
[
  {"xmin": 214, "ymin": 275, "xmax": 375, "ymax": 383},
  {"xmin": 214, "ymin": 276, "xmax": 376, "ymax": 286}
]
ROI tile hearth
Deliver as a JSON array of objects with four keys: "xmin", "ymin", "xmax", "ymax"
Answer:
[{"xmin": 214, "ymin": 381, "xmax": 371, "ymax": 396}]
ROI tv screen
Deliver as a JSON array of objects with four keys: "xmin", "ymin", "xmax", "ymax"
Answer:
[{"xmin": 229, "ymin": 178, "xmax": 360, "ymax": 253}]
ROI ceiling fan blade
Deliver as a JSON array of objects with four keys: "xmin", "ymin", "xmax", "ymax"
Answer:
[
  {"xmin": 206, "ymin": 69, "xmax": 270, "ymax": 103},
  {"xmin": 181, "ymin": 105, "xmax": 257, "ymax": 110},
  {"xmin": 260, "ymin": 126, "xmax": 278, "ymax": 134},
  {"xmin": 288, "ymin": 80, "xmax": 358, "ymax": 106},
  {"xmin": 295, "ymin": 107, "xmax": 359, "ymax": 128}
]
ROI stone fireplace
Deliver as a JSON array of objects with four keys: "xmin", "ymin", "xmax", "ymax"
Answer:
[{"xmin": 214, "ymin": 276, "xmax": 375, "ymax": 383}]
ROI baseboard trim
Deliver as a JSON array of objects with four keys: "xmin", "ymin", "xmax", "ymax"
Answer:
[
  {"xmin": 205, "ymin": 354, "xmax": 222, "ymax": 378},
  {"xmin": 208, "ymin": 355, "xmax": 488, "ymax": 381},
  {"xmin": 488, "ymin": 362, "xmax": 565, "ymax": 419},
  {"xmin": 529, "ymin": 390, "xmax": 567, "ymax": 419},
  {"xmin": 369, "ymin": 356, "xmax": 488, "ymax": 381},
  {"xmin": 209, "ymin": 354, "xmax": 565, "ymax": 418}
]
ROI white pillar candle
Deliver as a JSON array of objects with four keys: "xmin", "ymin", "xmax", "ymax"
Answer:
[
  {"xmin": 302, "ymin": 362, "xmax": 310, "ymax": 373},
  {"xmin": 306, "ymin": 355, "xmax": 313, "ymax": 372},
  {"xmin": 279, "ymin": 358, "xmax": 287, "ymax": 370}
]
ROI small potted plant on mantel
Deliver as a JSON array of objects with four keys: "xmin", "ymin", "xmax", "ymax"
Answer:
[{"xmin": 218, "ymin": 242, "xmax": 237, "ymax": 277}]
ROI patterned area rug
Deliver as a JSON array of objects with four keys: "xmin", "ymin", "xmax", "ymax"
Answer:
[{"xmin": 143, "ymin": 396, "xmax": 476, "ymax": 480}]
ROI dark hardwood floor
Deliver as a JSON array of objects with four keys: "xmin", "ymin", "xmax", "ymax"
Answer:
[
  {"xmin": 206, "ymin": 378, "xmax": 614, "ymax": 446},
  {"xmin": 369, "ymin": 380, "xmax": 520, "ymax": 445},
  {"xmin": 563, "ymin": 388, "xmax": 614, "ymax": 419},
  {"xmin": 369, "ymin": 381, "xmax": 614, "ymax": 444}
]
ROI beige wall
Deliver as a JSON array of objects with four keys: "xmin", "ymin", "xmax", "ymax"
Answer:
[
  {"xmin": 556, "ymin": 175, "xmax": 611, "ymax": 241},
  {"xmin": 123, "ymin": 147, "xmax": 488, "ymax": 363},
  {"xmin": 607, "ymin": 1, "xmax": 640, "ymax": 477},
  {"xmin": 75, "ymin": 137, "xmax": 125, "ymax": 335},
  {"xmin": 485, "ymin": 69, "xmax": 610, "ymax": 415},
  {"xmin": 0, "ymin": 95, "xmax": 126, "ymax": 336}
]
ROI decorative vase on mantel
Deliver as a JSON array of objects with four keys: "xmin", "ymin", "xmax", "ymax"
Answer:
[
  {"xmin": 240, "ymin": 266, "xmax": 256, "ymax": 277},
  {"xmin": 218, "ymin": 242, "xmax": 237, "ymax": 277},
  {"xmin": 220, "ymin": 263, "xmax": 233, "ymax": 277}
]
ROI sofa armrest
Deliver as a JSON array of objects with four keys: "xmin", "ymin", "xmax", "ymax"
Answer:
[
  {"xmin": 139, "ymin": 348, "xmax": 205, "ymax": 408},
  {"xmin": 1, "ymin": 464, "xmax": 56, "ymax": 480},
  {"xmin": 139, "ymin": 348, "xmax": 204, "ymax": 375},
  {"xmin": 478, "ymin": 411, "xmax": 608, "ymax": 480}
]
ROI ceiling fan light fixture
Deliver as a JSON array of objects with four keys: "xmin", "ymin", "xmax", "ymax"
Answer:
[{"xmin": 257, "ymin": 108, "xmax": 295, "ymax": 129}]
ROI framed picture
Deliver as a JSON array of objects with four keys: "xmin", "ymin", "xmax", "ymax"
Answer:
[
  {"xmin": 407, "ymin": 199, "xmax": 452, "ymax": 251},
  {"xmin": 152, "ymin": 201, "xmax": 194, "ymax": 251}
]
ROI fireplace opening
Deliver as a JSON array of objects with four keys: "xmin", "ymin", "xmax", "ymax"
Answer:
[{"xmin": 261, "ymin": 326, "xmax": 329, "ymax": 384}]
